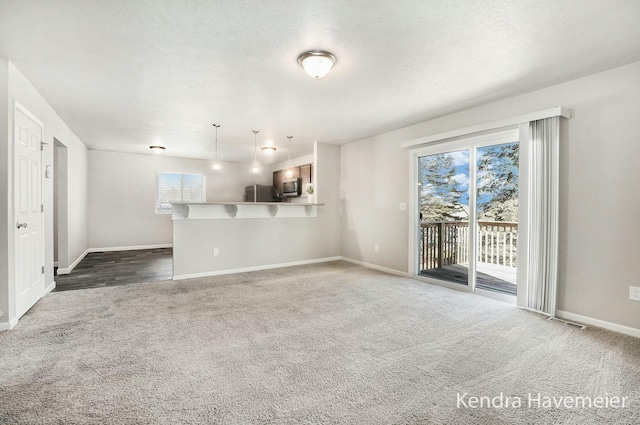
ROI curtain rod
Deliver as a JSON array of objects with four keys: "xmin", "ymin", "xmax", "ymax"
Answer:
[{"xmin": 401, "ymin": 107, "xmax": 571, "ymax": 148}]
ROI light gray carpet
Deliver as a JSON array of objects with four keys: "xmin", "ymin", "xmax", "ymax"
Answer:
[{"xmin": 0, "ymin": 261, "xmax": 638, "ymax": 424}]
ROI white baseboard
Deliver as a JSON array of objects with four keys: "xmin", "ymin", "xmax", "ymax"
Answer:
[
  {"xmin": 0, "ymin": 317, "xmax": 19, "ymax": 332},
  {"xmin": 173, "ymin": 256, "xmax": 343, "ymax": 280},
  {"xmin": 88, "ymin": 244, "xmax": 172, "ymax": 253},
  {"xmin": 56, "ymin": 249, "xmax": 89, "ymax": 275},
  {"xmin": 56, "ymin": 244, "xmax": 173, "ymax": 275},
  {"xmin": 44, "ymin": 281, "xmax": 56, "ymax": 295},
  {"xmin": 340, "ymin": 257, "xmax": 410, "ymax": 277},
  {"xmin": 556, "ymin": 309, "xmax": 640, "ymax": 339}
]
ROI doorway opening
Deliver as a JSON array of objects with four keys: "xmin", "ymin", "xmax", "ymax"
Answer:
[
  {"xmin": 53, "ymin": 138, "xmax": 68, "ymax": 275},
  {"xmin": 415, "ymin": 130, "xmax": 519, "ymax": 298}
]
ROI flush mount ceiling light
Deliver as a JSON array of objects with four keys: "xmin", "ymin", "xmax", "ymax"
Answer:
[
  {"xmin": 261, "ymin": 146, "xmax": 277, "ymax": 154},
  {"xmin": 297, "ymin": 50, "xmax": 336, "ymax": 79},
  {"xmin": 251, "ymin": 130, "xmax": 260, "ymax": 173},
  {"xmin": 212, "ymin": 124, "xmax": 221, "ymax": 170},
  {"xmin": 149, "ymin": 145, "xmax": 165, "ymax": 155}
]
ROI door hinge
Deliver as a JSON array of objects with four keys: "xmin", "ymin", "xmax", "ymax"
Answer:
[
  {"xmin": 41, "ymin": 266, "xmax": 45, "ymax": 274},
  {"xmin": 41, "ymin": 204, "xmax": 44, "ymax": 212},
  {"xmin": 40, "ymin": 141, "xmax": 48, "ymax": 151}
]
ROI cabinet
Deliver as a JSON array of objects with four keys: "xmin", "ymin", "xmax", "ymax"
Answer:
[
  {"xmin": 273, "ymin": 163, "xmax": 312, "ymax": 198},
  {"xmin": 300, "ymin": 164, "xmax": 311, "ymax": 186}
]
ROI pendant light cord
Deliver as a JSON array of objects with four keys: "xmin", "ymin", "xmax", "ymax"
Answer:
[
  {"xmin": 213, "ymin": 124, "xmax": 220, "ymax": 162},
  {"xmin": 252, "ymin": 130, "xmax": 259, "ymax": 164}
]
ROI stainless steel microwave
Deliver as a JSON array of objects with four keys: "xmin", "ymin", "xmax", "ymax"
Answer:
[{"xmin": 282, "ymin": 178, "xmax": 302, "ymax": 197}]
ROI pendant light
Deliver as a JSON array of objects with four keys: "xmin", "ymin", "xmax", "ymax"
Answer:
[
  {"xmin": 212, "ymin": 124, "xmax": 221, "ymax": 170},
  {"xmin": 251, "ymin": 130, "xmax": 260, "ymax": 173},
  {"xmin": 285, "ymin": 136, "xmax": 294, "ymax": 178}
]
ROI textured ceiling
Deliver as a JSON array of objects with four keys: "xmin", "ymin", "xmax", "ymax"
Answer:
[{"xmin": 1, "ymin": 0, "xmax": 640, "ymax": 164}]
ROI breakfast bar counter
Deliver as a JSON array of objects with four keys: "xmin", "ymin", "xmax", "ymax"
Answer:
[
  {"xmin": 171, "ymin": 202, "xmax": 324, "ymax": 220},
  {"xmin": 170, "ymin": 201, "xmax": 336, "ymax": 280}
]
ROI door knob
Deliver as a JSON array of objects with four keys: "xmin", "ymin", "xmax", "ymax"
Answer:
[{"xmin": 16, "ymin": 222, "xmax": 27, "ymax": 229}]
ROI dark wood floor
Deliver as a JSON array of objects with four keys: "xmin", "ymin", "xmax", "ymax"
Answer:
[{"xmin": 54, "ymin": 248, "xmax": 173, "ymax": 291}]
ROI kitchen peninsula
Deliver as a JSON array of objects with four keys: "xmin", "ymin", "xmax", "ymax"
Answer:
[{"xmin": 170, "ymin": 143, "xmax": 341, "ymax": 280}]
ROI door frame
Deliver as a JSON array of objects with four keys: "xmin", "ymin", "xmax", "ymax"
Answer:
[
  {"xmin": 13, "ymin": 100, "xmax": 46, "ymax": 319},
  {"xmin": 408, "ymin": 127, "xmax": 526, "ymax": 304}
]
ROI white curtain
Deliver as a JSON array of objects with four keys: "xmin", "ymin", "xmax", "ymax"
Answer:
[{"xmin": 527, "ymin": 117, "xmax": 559, "ymax": 316}]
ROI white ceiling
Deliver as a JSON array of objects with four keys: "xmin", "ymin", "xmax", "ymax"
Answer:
[{"xmin": 1, "ymin": 1, "xmax": 640, "ymax": 165}]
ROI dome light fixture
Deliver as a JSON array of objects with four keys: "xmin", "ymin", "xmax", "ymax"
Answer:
[
  {"xmin": 212, "ymin": 124, "xmax": 221, "ymax": 170},
  {"xmin": 149, "ymin": 145, "xmax": 165, "ymax": 155},
  {"xmin": 297, "ymin": 50, "xmax": 336, "ymax": 79},
  {"xmin": 261, "ymin": 146, "xmax": 277, "ymax": 154}
]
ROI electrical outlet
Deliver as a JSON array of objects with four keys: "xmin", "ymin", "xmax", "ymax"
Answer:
[
  {"xmin": 374, "ymin": 244, "xmax": 379, "ymax": 252},
  {"xmin": 630, "ymin": 286, "xmax": 640, "ymax": 301},
  {"xmin": 213, "ymin": 247, "xmax": 219, "ymax": 256}
]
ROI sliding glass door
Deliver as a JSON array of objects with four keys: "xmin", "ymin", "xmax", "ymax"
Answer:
[
  {"xmin": 416, "ymin": 132, "xmax": 519, "ymax": 297},
  {"xmin": 418, "ymin": 149, "xmax": 471, "ymax": 287},
  {"xmin": 475, "ymin": 142, "xmax": 519, "ymax": 295}
]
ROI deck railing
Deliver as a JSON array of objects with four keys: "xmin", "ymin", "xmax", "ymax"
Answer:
[{"xmin": 420, "ymin": 221, "xmax": 518, "ymax": 271}]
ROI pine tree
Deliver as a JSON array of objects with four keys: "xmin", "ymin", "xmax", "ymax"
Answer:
[
  {"xmin": 477, "ymin": 142, "xmax": 519, "ymax": 221},
  {"xmin": 419, "ymin": 153, "xmax": 466, "ymax": 221}
]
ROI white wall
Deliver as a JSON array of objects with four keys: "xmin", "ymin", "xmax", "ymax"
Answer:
[
  {"xmin": 340, "ymin": 60, "xmax": 640, "ymax": 331},
  {"xmin": 88, "ymin": 151, "xmax": 272, "ymax": 249},
  {"xmin": 8, "ymin": 63, "xmax": 89, "ymax": 275},
  {"xmin": 172, "ymin": 143, "xmax": 341, "ymax": 277},
  {"xmin": 0, "ymin": 61, "xmax": 88, "ymax": 327},
  {"xmin": 341, "ymin": 136, "xmax": 409, "ymax": 272},
  {"xmin": 315, "ymin": 143, "xmax": 341, "ymax": 254}
]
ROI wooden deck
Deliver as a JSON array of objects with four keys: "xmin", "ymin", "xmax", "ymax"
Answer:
[{"xmin": 419, "ymin": 262, "xmax": 517, "ymax": 295}]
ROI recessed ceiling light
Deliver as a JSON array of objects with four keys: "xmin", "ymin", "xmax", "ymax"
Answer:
[
  {"xmin": 297, "ymin": 50, "xmax": 336, "ymax": 79},
  {"xmin": 149, "ymin": 145, "xmax": 165, "ymax": 154}
]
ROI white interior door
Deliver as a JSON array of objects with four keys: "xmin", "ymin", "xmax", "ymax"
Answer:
[{"xmin": 15, "ymin": 107, "xmax": 45, "ymax": 318}]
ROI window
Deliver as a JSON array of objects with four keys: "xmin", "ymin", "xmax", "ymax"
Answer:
[{"xmin": 156, "ymin": 172, "xmax": 205, "ymax": 213}]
